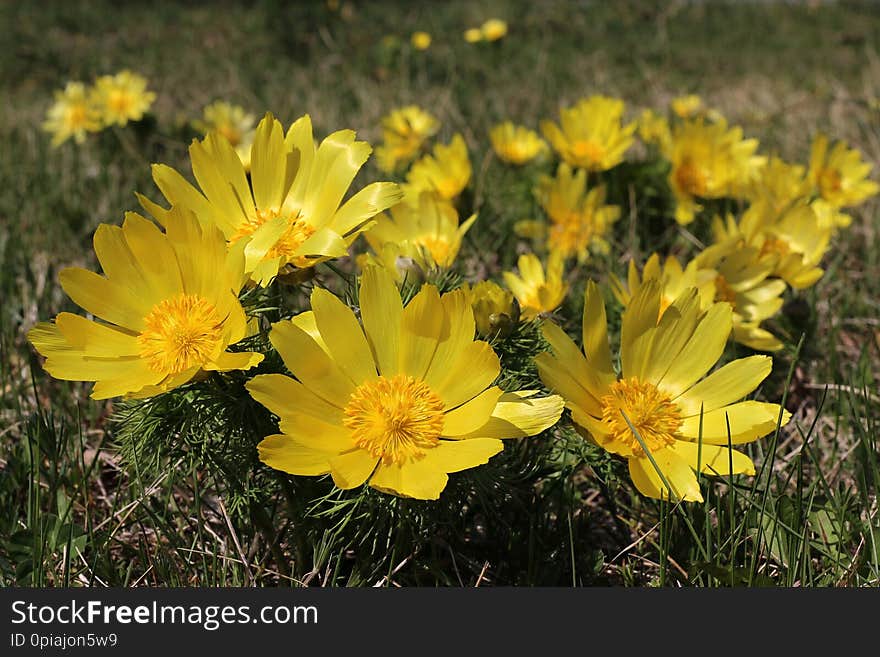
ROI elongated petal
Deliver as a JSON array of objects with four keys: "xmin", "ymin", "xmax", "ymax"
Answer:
[
  {"xmin": 368, "ymin": 459, "xmax": 449, "ymax": 500},
  {"xmin": 59, "ymin": 268, "xmax": 149, "ymax": 332},
  {"xmin": 250, "ymin": 114, "xmax": 288, "ymax": 211},
  {"xmin": 204, "ymin": 351, "xmax": 263, "ymax": 372},
  {"xmin": 246, "ymin": 373, "xmax": 344, "ymax": 423},
  {"xmin": 628, "ymin": 451, "xmax": 703, "ymax": 502},
  {"xmin": 329, "ymin": 449, "xmax": 379, "ymax": 489},
  {"xmin": 311, "ymin": 287, "xmax": 377, "ymax": 385},
  {"xmin": 442, "ymin": 386, "xmax": 504, "ymax": 436},
  {"xmin": 398, "ymin": 284, "xmax": 443, "ymax": 380},
  {"xmin": 675, "ymin": 355, "xmax": 772, "ymax": 417},
  {"xmin": 431, "ymin": 340, "xmax": 500, "ymax": 409},
  {"xmin": 359, "ymin": 266, "xmax": 403, "ymax": 376},
  {"xmin": 582, "ymin": 280, "xmax": 615, "ymax": 380},
  {"xmin": 678, "ymin": 401, "xmax": 790, "ymax": 444},
  {"xmin": 421, "ymin": 438, "xmax": 503, "ymax": 472},
  {"xmin": 331, "ymin": 182, "xmax": 404, "ymax": 236},
  {"xmin": 669, "ymin": 440, "xmax": 756, "ymax": 476},
  {"xmin": 258, "ymin": 434, "xmax": 335, "ymax": 476},
  {"xmin": 534, "ymin": 351, "xmax": 602, "ymax": 417},
  {"xmin": 453, "ymin": 391, "xmax": 564, "ymax": 440},
  {"xmin": 55, "ymin": 313, "xmax": 139, "ymax": 357}
]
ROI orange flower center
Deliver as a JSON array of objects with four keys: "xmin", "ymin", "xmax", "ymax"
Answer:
[
  {"xmin": 759, "ymin": 236, "xmax": 791, "ymax": 260},
  {"xmin": 417, "ymin": 234, "xmax": 454, "ymax": 268},
  {"xmin": 674, "ymin": 159, "xmax": 709, "ymax": 197},
  {"xmin": 571, "ymin": 139, "xmax": 606, "ymax": 167},
  {"xmin": 548, "ymin": 211, "xmax": 592, "ymax": 258},
  {"xmin": 344, "ymin": 375, "xmax": 445, "ymax": 465},
  {"xmin": 230, "ymin": 208, "xmax": 316, "ymax": 267},
  {"xmin": 818, "ymin": 167, "xmax": 843, "ymax": 196},
  {"xmin": 137, "ymin": 294, "xmax": 223, "ymax": 375},
  {"xmin": 714, "ymin": 274, "xmax": 738, "ymax": 305},
  {"xmin": 108, "ymin": 90, "xmax": 134, "ymax": 117},
  {"xmin": 600, "ymin": 378, "xmax": 681, "ymax": 456}
]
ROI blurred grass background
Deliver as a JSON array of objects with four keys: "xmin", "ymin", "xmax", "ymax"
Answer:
[{"xmin": 1, "ymin": 0, "xmax": 878, "ymax": 586}]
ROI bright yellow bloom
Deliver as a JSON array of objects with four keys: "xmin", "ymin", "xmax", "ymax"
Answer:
[
  {"xmin": 610, "ymin": 253, "xmax": 716, "ymax": 317},
  {"xmin": 404, "ymin": 133, "xmax": 471, "ymax": 200},
  {"xmin": 671, "ymin": 94, "xmax": 704, "ymax": 119},
  {"xmin": 541, "ymin": 96, "xmax": 637, "ymax": 172},
  {"xmin": 42, "ymin": 82, "xmax": 103, "ymax": 147},
  {"xmin": 746, "ymin": 156, "xmax": 810, "ymax": 217},
  {"xmin": 536, "ymin": 280, "xmax": 790, "ymax": 502},
  {"xmin": 141, "ymin": 113, "xmax": 403, "ymax": 287},
  {"xmin": 503, "ymin": 252, "xmax": 568, "ymax": 320},
  {"xmin": 360, "ymin": 193, "xmax": 477, "ymax": 281},
  {"xmin": 664, "ymin": 118, "xmax": 764, "ymax": 225},
  {"xmin": 375, "ymin": 105, "xmax": 440, "ymax": 173},
  {"xmin": 637, "ymin": 109, "xmax": 672, "ymax": 153},
  {"xmin": 490, "ymin": 121, "xmax": 548, "ymax": 165},
  {"xmin": 247, "ymin": 266, "xmax": 563, "ymax": 500},
  {"xmin": 519, "ymin": 163, "xmax": 620, "ymax": 262},
  {"xmin": 481, "ymin": 18, "xmax": 508, "ymax": 41},
  {"xmin": 714, "ymin": 201, "xmax": 830, "ymax": 290},
  {"xmin": 91, "ymin": 70, "xmax": 156, "ymax": 126},
  {"xmin": 464, "ymin": 28, "xmax": 483, "ymax": 43},
  {"xmin": 28, "ymin": 208, "xmax": 263, "ymax": 399},
  {"xmin": 411, "ymin": 31, "xmax": 432, "ymax": 50},
  {"xmin": 811, "ymin": 198, "xmax": 852, "ymax": 231},
  {"xmin": 464, "ymin": 280, "xmax": 520, "ymax": 339},
  {"xmin": 695, "ymin": 241, "xmax": 787, "ymax": 351},
  {"xmin": 807, "ymin": 133, "xmax": 879, "ymax": 208},
  {"xmin": 192, "ymin": 101, "xmax": 256, "ymax": 170}
]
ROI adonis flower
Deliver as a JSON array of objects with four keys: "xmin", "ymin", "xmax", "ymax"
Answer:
[
  {"xmin": 192, "ymin": 100, "xmax": 256, "ymax": 169},
  {"xmin": 28, "ymin": 208, "xmax": 263, "ymax": 399},
  {"xmin": 503, "ymin": 252, "xmax": 568, "ymax": 320},
  {"xmin": 807, "ymin": 133, "xmax": 879, "ymax": 209},
  {"xmin": 404, "ymin": 133, "xmax": 471, "ymax": 201},
  {"xmin": 375, "ymin": 105, "xmax": 440, "ymax": 173},
  {"xmin": 247, "ymin": 267, "xmax": 563, "ymax": 500},
  {"xmin": 489, "ymin": 121, "xmax": 548, "ymax": 165},
  {"xmin": 522, "ymin": 163, "xmax": 620, "ymax": 262},
  {"xmin": 42, "ymin": 82, "xmax": 102, "ymax": 147},
  {"xmin": 141, "ymin": 113, "xmax": 402, "ymax": 286},
  {"xmin": 610, "ymin": 253, "xmax": 716, "ymax": 317},
  {"xmin": 536, "ymin": 280, "xmax": 790, "ymax": 502},
  {"xmin": 91, "ymin": 70, "xmax": 156, "ymax": 126},
  {"xmin": 541, "ymin": 95, "xmax": 636, "ymax": 172},
  {"xmin": 360, "ymin": 193, "xmax": 477, "ymax": 281}
]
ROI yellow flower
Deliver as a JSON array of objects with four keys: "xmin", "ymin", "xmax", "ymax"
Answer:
[
  {"xmin": 465, "ymin": 281, "xmax": 520, "ymax": 338},
  {"xmin": 464, "ymin": 28, "xmax": 483, "ymax": 43},
  {"xmin": 360, "ymin": 193, "xmax": 477, "ymax": 281},
  {"xmin": 671, "ymin": 94, "xmax": 704, "ymax": 119},
  {"xmin": 610, "ymin": 253, "xmax": 716, "ymax": 316},
  {"xmin": 664, "ymin": 118, "xmax": 764, "ymax": 225},
  {"xmin": 375, "ymin": 105, "xmax": 440, "ymax": 173},
  {"xmin": 536, "ymin": 280, "xmax": 791, "ymax": 502},
  {"xmin": 192, "ymin": 101, "xmax": 256, "ymax": 170},
  {"xmin": 247, "ymin": 266, "xmax": 564, "ymax": 500},
  {"xmin": 481, "ymin": 18, "xmax": 508, "ymax": 41},
  {"xmin": 637, "ymin": 109, "xmax": 672, "ymax": 153},
  {"xmin": 811, "ymin": 198, "xmax": 852, "ymax": 231},
  {"xmin": 411, "ymin": 31, "xmax": 432, "ymax": 50},
  {"xmin": 503, "ymin": 252, "xmax": 568, "ymax": 320},
  {"xmin": 541, "ymin": 95, "xmax": 637, "ymax": 172},
  {"xmin": 714, "ymin": 201, "xmax": 830, "ymax": 290},
  {"xmin": 140, "ymin": 113, "xmax": 403, "ymax": 287},
  {"xmin": 489, "ymin": 121, "xmax": 548, "ymax": 165},
  {"xmin": 522, "ymin": 163, "xmax": 620, "ymax": 262},
  {"xmin": 807, "ymin": 133, "xmax": 879, "ymax": 208},
  {"xmin": 695, "ymin": 241, "xmax": 787, "ymax": 351},
  {"xmin": 91, "ymin": 70, "xmax": 156, "ymax": 126},
  {"xmin": 745, "ymin": 156, "xmax": 810, "ymax": 217},
  {"xmin": 404, "ymin": 133, "xmax": 471, "ymax": 200},
  {"xmin": 42, "ymin": 82, "xmax": 103, "ymax": 147},
  {"xmin": 27, "ymin": 208, "xmax": 263, "ymax": 399}
]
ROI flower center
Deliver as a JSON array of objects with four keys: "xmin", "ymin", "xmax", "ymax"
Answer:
[
  {"xmin": 759, "ymin": 236, "xmax": 791, "ymax": 259},
  {"xmin": 571, "ymin": 139, "xmax": 605, "ymax": 166},
  {"xmin": 217, "ymin": 124, "xmax": 242, "ymax": 146},
  {"xmin": 137, "ymin": 294, "xmax": 224, "ymax": 376},
  {"xmin": 548, "ymin": 211, "xmax": 591, "ymax": 257},
  {"xmin": 229, "ymin": 208, "xmax": 316, "ymax": 266},
  {"xmin": 417, "ymin": 235, "xmax": 454, "ymax": 267},
  {"xmin": 66, "ymin": 104, "xmax": 88, "ymax": 129},
  {"xmin": 818, "ymin": 167, "xmax": 843, "ymax": 196},
  {"xmin": 108, "ymin": 90, "xmax": 134, "ymax": 117},
  {"xmin": 343, "ymin": 374, "xmax": 445, "ymax": 465},
  {"xmin": 674, "ymin": 159, "xmax": 709, "ymax": 197},
  {"xmin": 600, "ymin": 378, "xmax": 681, "ymax": 456},
  {"xmin": 433, "ymin": 176, "xmax": 461, "ymax": 199},
  {"xmin": 714, "ymin": 274, "xmax": 738, "ymax": 305}
]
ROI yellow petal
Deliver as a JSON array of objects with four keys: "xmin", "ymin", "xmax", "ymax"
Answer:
[
  {"xmin": 620, "ymin": 279, "xmax": 661, "ymax": 378},
  {"xmin": 310, "ymin": 287, "xmax": 377, "ymax": 385},
  {"xmin": 120, "ymin": 212, "xmax": 184, "ymax": 301},
  {"xmin": 430, "ymin": 340, "xmax": 500, "ymax": 409},
  {"xmin": 329, "ymin": 449, "xmax": 379, "ymax": 489},
  {"xmin": 675, "ymin": 355, "xmax": 772, "ymax": 417},
  {"xmin": 669, "ymin": 440, "xmax": 756, "ymax": 476},
  {"xmin": 89, "ymin": 359, "xmax": 165, "ymax": 399},
  {"xmin": 331, "ymin": 182, "xmax": 404, "ymax": 236},
  {"xmin": 421, "ymin": 438, "xmax": 504, "ymax": 472},
  {"xmin": 204, "ymin": 351, "xmax": 263, "ymax": 372},
  {"xmin": 368, "ymin": 459, "xmax": 448, "ymax": 500},
  {"xmin": 246, "ymin": 373, "xmax": 343, "ymax": 423},
  {"xmin": 678, "ymin": 401, "xmax": 790, "ymax": 445},
  {"xmin": 398, "ymin": 284, "xmax": 444, "ymax": 380},
  {"xmin": 452, "ymin": 390, "xmax": 564, "ymax": 440},
  {"xmin": 59, "ymin": 268, "xmax": 149, "ymax": 332},
  {"xmin": 149, "ymin": 164, "xmax": 220, "ymax": 231},
  {"xmin": 257, "ymin": 434, "xmax": 335, "ymax": 476},
  {"xmin": 534, "ymin": 351, "xmax": 603, "ymax": 417},
  {"xmin": 422, "ymin": 288, "xmax": 475, "ymax": 394},
  {"xmin": 628, "ymin": 451, "xmax": 703, "ymax": 502},
  {"xmin": 92, "ymin": 223, "xmax": 155, "ymax": 305},
  {"xmin": 442, "ymin": 386, "xmax": 504, "ymax": 436},
  {"xmin": 640, "ymin": 289, "xmax": 702, "ymax": 384},
  {"xmin": 542, "ymin": 321, "xmax": 609, "ymax": 402},
  {"xmin": 250, "ymin": 114, "xmax": 289, "ymax": 211},
  {"xmin": 269, "ymin": 319, "xmax": 356, "ymax": 407},
  {"xmin": 55, "ymin": 313, "xmax": 139, "ymax": 357},
  {"xmin": 359, "ymin": 266, "xmax": 403, "ymax": 376},
  {"xmin": 582, "ymin": 280, "xmax": 615, "ymax": 380}
]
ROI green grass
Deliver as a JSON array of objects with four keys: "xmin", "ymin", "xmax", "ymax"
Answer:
[{"xmin": 1, "ymin": 0, "xmax": 878, "ymax": 586}]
